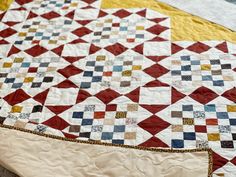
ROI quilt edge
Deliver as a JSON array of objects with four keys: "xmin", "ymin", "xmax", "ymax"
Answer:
[{"xmin": 0, "ymin": 124, "xmax": 213, "ymax": 177}]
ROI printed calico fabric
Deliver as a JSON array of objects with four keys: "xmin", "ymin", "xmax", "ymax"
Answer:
[{"xmin": 0, "ymin": 0, "xmax": 236, "ymax": 176}]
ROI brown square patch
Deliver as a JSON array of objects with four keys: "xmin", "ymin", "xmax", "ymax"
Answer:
[
  {"xmin": 96, "ymin": 55, "xmax": 106, "ymax": 61},
  {"xmin": 127, "ymin": 104, "xmax": 138, "ymax": 112},
  {"xmin": 125, "ymin": 132, "xmax": 136, "ymax": 139},
  {"xmin": 211, "ymin": 70, "xmax": 222, "ymax": 75},
  {"xmin": 171, "ymin": 111, "xmax": 183, "ymax": 118},
  {"xmin": 171, "ymin": 60, "xmax": 181, "ymax": 65},
  {"xmin": 14, "ymin": 57, "xmax": 24, "ymax": 63},
  {"xmin": 172, "ymin": 125, "xmax": 183, "ymax": 132},
  {"xmin": 122, "ymin": 70, "xmax": 132, "ymax": 76},
  {"xmin": 69, "ymin": 125, "xmax": 80, "ymax": 132},
  {"xmin": 120, "ymin": 81, "xmax": 130, "ymax": 87},
  {"xmin": 104, "ymin": 119, "xmax": 114, "ymax": 125},
  {"xmin": 183, "ymin": 118, "xmax": 194, "ymax": 125},
  {"xmin": 0, "ymin": 117, "xmax": 6, "ymax": 124},
  {"xmin": 14, "ymin": 120, "xmax": 27, "ymax": 128},
  {"xmin": 124, "ymin": 61, "xmax": 132, "ymax": 65},
  {"xmin": 115, "ymin": 112, "xmax": 127, "ymax": 119}
]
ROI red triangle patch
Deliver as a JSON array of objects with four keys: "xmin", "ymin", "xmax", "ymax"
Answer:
[
  {"xmin": 76, "ymin": 90, "xmax": 91, "ymax": 103},
  {"xmin": 148, "ymin": 36, "xmax": 167, "ymax": 42},
  {"xmin": 27, "ymin": 11, "xmax": 38, "ymax": 20},
  {"xmin": 149, "ymin": 18, "xmax": 168, "ymax": 23},
  {"xmin": 124, "ymin": 87, "xmax": 140, "ymax": 103},
  {"xmin": 62, "ymin": 56, "xmax": 85, "ymax": 63},
  {"xmin": 69, "ymin": 38, "xmax": 87, "ymax": 44},
  {"xmin": 212, "ymin": 151, "xmax": 229, "ymax": 172},
  {"xmin": 215, "ymin": 41, "xmax": 228, "ymax": 53},
  {"xmin": 140, "ymin": 105, "xmax": 168, "ymax": 114},
  {"xmin": 89, "ymin": 44, "xmax": 101, "ymax": 54},
  {"xmin": 136, "ymin": 9, "xmax": 146, "ymax": 17},
  {"xmin": 42, "ymin": 116, "xmax": 69, "ymax": 130},
  {"xmin": 62, "ymin": 132, "xmax": 79, "ymax": 139},
  {"xmin": 139, "ymin": 136, "xmax": 169, "ymax": 147},
  {"xmin": 76, "ymin": 20, "xmax": 92, "ymax": 26},
  {"xmin": 132, "ymin": 43, "xmax": 143, "ymax": 55},
  {"xmin": 65, "ymin": 10, "xmax": 75, "ymax": 19},
  {"xmin": 171, "ymin": 43, "xmax": 184, "ymax": 54},
  {"xmin": 33, "ymin": 89, "xmax": 49, "ymax": 105},
  {"xmin": 51, "ymin": 45, "xmax": 64, "ymax": 56},
  {"xmin": 143, "ymin": 80, "xmax": 169, "ymax": 87},
  {"xmin": 46, "ymin": 105, "xmax": 73, "ymax": 115},
  {"xmin": 146, "ymin": 56, "xmax": 168, "ymax": 62},
  {"xmin": 56, "ymin": 80, "xmax": 78, "ymax": 88},
  {"xmin": 0, "ymin": 39, "xmax": 9, "ymax": 44},
  {"xmin": 0, "ymin": 12, "xmax": 6, "ymax": 21},
  {"xmin": 98, "ymin": 10, "xmax": 108, "ymax": 17},
  {"xmin": 172, "ymin": 87, "xmax": 186, "ymax": 104},
  {"xmin": 4, "ymin": 21, "xmax": 20, "ymax": 27},
  {"xmin": 7, "ymin": 45, "xmax": 21, "ymax": 57}
]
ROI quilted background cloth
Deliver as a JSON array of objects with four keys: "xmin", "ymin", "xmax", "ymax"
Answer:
[
  {"xmin": 0, "ymin": 128, "xmax": 210, "ymax": 177},
  {"xmin": 0, "ymin": 0, "xmax": 236, "ymax": 176}
]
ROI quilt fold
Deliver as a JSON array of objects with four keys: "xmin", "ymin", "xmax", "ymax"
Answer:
[{"xmin": 0, "ymin": 127, "xmax": 211, "ymax": 177}]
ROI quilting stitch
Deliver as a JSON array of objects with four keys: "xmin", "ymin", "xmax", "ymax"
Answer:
[{"xmin": 0, "ymin": 1, "xmax": 236, "ymax": 176}]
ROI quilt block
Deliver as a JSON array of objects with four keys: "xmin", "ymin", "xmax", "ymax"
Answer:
[{"xmin": 0, "ymin": 0, "xmax": 236, "ymax": 176}]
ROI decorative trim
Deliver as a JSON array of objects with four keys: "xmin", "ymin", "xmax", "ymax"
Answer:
[{"xmin": 0, "ymin": 124, "xmax": 213, "ymax": 176}]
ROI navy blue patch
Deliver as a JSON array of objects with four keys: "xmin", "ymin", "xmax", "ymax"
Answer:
[
  {"xmin": 114, "ymin": 125, "xmax": 125, "ymax": 132},
  {"xmin": 4, "ymin": 78, "xmax": 15, "ymax": 83},
  {"xmin": 94, "ymin": 66, "xmax": 104, "ymax": 72},
  {"xmin": 213, "ymin": 80, "xmax": 224, "ymax": 86},
  {"xmin": 172, "ymin": 139, "xmax": 184, "ymax": 148},
  {"xmin": 202, "ymin": 75, "xmax": 212, "ymax": 81},
  {"xmin": 171, "ymin": 70, "xmax": 181, "ymax": 76},
  {"xmin": 82, "ymin": 119, "xmax": 93, "ymax": 125},
  {"xmin": 184, "ymin": 132, "xmax": 196, "ymax": 140},
  {"xmin": 102, "ymin": 132, "xmax": 113, "ymax": 140},
  {"xmin": 92, "ymin": 76, "xmax": 102, "ymax": 82},
  {"xmin": 230, "ymin": 119, "xmax": 236, "ymax": 125},
  {"xmin": 181, "ymin": 65, "xmax": 191, "ymax": 71},
  {"xmin": 83, "ymin": 71, "xmax": 93, "ymax": 77},
  {"xmin": 182, "ymin": 75, "xmax": 192, "ymax": 81},
  {"xmin": 112, "ymin": 139, "xmax": 124, "ymax": 144},
  {"xmin": 221, "ymin": 141, "xmax": 234, "ymax": 148},
  {"xmin": 182, "ymin": 105, "xmax": 193, "ymax": 111},
  {"xmin": 180, "ymin": 56, "xmax": 190, "ymax": 61},
  {"xmin": 72, "ymin": 112, "xmax": 83, "ymax": 119},
  {"xmin": 217, "ymin": 112, "xmax": 229, "ymax": 119},
  {"xmin": 80, "ymin": 82, "xmax": 91, "ymax": 88}
]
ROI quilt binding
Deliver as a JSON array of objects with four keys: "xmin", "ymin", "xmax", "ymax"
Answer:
[{"xmin": 0, "ymin": 124, "xmax": 213, "ymax": 177}]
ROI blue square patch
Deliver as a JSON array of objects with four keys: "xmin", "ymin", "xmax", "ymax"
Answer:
[
  {"xmin": 172, "ymin": 139, "xmax": 184, "ymax": 148},
  {"xmin": 184, "ymin": 132, "xmax": 196, "ymax": 140},
  {"xmin": 204, "ymin": 104, "xmax": 216, "ymax": 112},
  {"xmin": 217, "ymin": 112, "xmax": 229, "ymax": 119},
  {"xmin": 102, "ymin": 132, "xmax": 113, "ymax": 140},
  {"xmin": 72, "ymin": 112, "xmax": 84, "ymax": 119}
]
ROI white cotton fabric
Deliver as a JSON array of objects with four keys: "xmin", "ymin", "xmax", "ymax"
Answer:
[
  {"xmin": 0, "ymin": 127, "xmax": 209, "ymax": 177},
  {"xmin": 159, "ymin": 0, "xmax": 236, "ymax": 31}
]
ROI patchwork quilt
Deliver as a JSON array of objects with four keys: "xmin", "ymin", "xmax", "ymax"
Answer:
[{"xmin": 0, "ymin": 0, "xmax": 236, "ymax": 176}]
